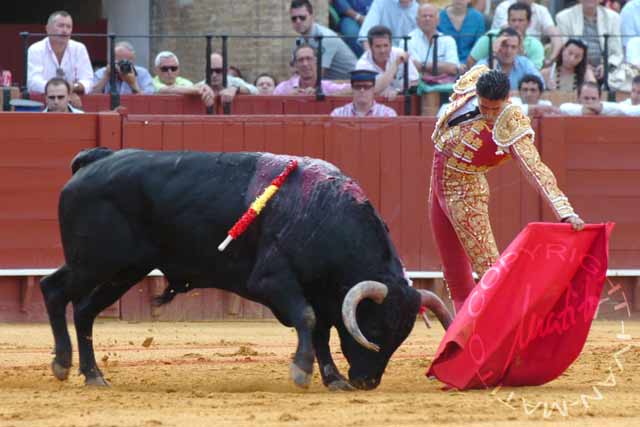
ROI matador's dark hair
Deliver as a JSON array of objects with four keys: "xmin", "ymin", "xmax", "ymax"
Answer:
[{"xmin": 476, "ymin": 70, "xmax": 511, "ymax": 100}]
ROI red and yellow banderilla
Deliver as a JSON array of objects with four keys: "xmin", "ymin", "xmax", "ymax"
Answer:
[{"xmin": 218, "ymin": 159, "xmax": 298, "ymax": 252}]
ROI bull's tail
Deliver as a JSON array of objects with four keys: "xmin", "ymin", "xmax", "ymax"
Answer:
[{"xmin": 70, "ymin": 147, "xmax": 114, "ymax": 174}]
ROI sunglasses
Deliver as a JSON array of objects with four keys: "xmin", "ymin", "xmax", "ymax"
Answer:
[
  {"xmin": 210, "ymin": 68, "xmax": 224, "ymax": 74},
  {"xmin": 160, "ymin": 66, "xmax": 178, "ymax": 72},
  {"xmin": 47, "ymin": 95, "xmax": 67, "ymax": 100},
  {"xmin": 291, "ymin": 15, "xmax": 307, "ymax": 22}
]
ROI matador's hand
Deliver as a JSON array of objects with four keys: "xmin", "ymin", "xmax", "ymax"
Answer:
[{"xmin": 563, "ymin": 215, "xmax": 585, "ymax": 231}]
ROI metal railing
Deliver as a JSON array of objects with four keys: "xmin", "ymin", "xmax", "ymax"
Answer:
[{"xmin": 19, "ymin": 32, "xmax": 418, "ymax": 115}]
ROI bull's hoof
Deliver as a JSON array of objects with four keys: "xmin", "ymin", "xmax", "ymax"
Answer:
[
  {"xmin": 51, "ymin": 360, "xmax": 70, "ymax": 381},
  {"xmin": 85, "ymin": 375, "xmax": 110, "ymax": 387},
  {"xmin": 290, "ymin": 362, "xmax": 312, "ymax": 389},
  {"xmin": 327, "ymin": 379, "xmax": 356, "ymax": 391}
]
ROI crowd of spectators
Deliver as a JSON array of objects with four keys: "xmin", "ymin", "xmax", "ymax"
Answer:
[{"xmin": 19, "ymin": 1, "xmax": 640, "ymax": 115}]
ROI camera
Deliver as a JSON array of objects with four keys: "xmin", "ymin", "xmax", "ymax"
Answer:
[{"xmin": 117, "ymin": 59, "xmax": 133, "ymax": 74}]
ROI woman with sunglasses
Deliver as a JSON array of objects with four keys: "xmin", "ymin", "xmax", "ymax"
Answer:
[{"xmin": 541, "ymin": 39, "xmax": 596, "ymax": 92}]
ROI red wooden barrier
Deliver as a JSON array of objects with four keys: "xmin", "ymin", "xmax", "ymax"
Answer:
[{"xmin": 0, "ymin": 112, "xmax": 638, "ymax": 321}]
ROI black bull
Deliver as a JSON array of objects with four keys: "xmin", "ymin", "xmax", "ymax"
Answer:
[{"xmin": 40, "ymin": 148, "xmax": 451, "ymax": 390}]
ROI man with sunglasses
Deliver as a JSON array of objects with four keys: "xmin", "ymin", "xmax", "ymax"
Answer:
[
  {"xmin": 152, "ymin": 51, "xmax": 214, "ymax": 108},
  {"xmin": 290, "ymin": 0, "xmax": 357, "ymax": 80},
  {"xmin": 42, "ymin": 77, "xmax": 83, "ymax": 113},
  {"xmin": 197, "ymin": 53, "xmax": 257, "ymax": 104},
  {"xmin": 330, "ymin": 69, "xmax": 397, "ymax": 116}
]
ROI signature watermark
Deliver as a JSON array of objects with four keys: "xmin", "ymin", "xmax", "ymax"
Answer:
[
  {"xmin": 461, "ymin": 241, "xmax": 633, "ymax": 418},
  {"xmin": 488, "ymin": 277, "xmax": 632, "ymax": 418}
]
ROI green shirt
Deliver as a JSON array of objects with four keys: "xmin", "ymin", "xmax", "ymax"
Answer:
[
  {"xmin": 469, "ymin": 29, "xmax": 545, "ymax": 69},
  {"xmin": 152, "ymin": 76, "xmax": 194, "ymax": 90}
]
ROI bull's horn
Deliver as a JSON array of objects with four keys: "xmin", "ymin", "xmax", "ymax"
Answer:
[
  {"xmin": 417, "ymin": 289, "xmax": 453, "ymax": 330},
  {"xmin": 341, "ymin": 281, "xmax": 388, "ymax": 352}
]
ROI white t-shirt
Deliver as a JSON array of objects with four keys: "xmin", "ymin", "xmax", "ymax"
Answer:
[
  {"xmin": 355, "ymin": 46, "xmax": 419, "ymax": 91},
  {"xmin": 491, "ymin": 0, "xmax": 555, "ymax": 38}
]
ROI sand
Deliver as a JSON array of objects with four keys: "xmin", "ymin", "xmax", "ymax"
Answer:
[{"xmin": 0, "ymin": 320, "xmax": 638, "ymax": 427}]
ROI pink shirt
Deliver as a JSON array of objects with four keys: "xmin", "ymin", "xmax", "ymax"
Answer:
[
  {"xmin": 273, "ymin": 75, "xmax": 350, "ymax": 95},
  {"xmin": 27, "ymin": 37, "xmax": 94, "ymax": 93},
  {"xmin": 331, "ymin": 102, "xmax": 397, "ymax": 117}
]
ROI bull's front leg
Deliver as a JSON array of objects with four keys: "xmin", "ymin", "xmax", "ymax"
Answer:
[
  {"xmin": 248, "ymin": 255, "xmax": 315, "ymax": 388},
  {"xmin": 313, "ymin": 324, "xmax": 354, "ymax": 391}
]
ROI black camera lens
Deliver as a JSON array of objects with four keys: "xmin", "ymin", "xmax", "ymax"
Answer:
[{"xmin": 117, "ymin": 59, "xmax": 133, "ymax": 74}]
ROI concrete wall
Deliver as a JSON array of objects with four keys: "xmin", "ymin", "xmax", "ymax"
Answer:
[{"xmin": 102, "ymin": 0, "xmax": 151, "ymax": 68}]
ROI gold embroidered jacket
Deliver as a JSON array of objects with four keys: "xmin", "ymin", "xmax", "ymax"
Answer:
[{"xmin": 432, "ymin": 68, "xmax": 576, "ymax": 220}]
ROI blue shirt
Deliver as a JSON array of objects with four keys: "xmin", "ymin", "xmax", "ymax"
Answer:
[
  {"xmin": 477, "ymin": 56, "xmax": 544, "ymax": 91},
  {"xmin": 437, "ymin": 8, "xmax": 485, "ymax": 64},
  {"xmin": 93, "ymin": 65, "xmax": 156, "ymax": 94},
  {"xmin": 333, "ymin": 0, "xmax": 372, "ymax": 15},
  {"xmin": 621, "ymin": 0, "xmax": 640, "ymax": 49},
  {"xmin": 358, "ymin": 0, "xmax": 418, "ymax": 47}
]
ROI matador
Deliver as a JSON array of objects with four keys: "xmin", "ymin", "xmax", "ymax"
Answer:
[{"xmin": 430, "ymin": 66, "xmax": 585, "ymax": 313}]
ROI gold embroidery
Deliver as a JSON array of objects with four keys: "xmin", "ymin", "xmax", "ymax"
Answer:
[
  {"xmin": 511, "ymin": 135, "xmax": 576, "ymax": 219},
  {"xmin": 493, "ymin": 104, "xmax": 534, "ymax": 149},
  {"xmin": 442, "ymin": 167, "xmax": 499, "ymax": 276},
  {"xmin": 452, "ymin": 64, "xmax": 490, "ymax": 97}
]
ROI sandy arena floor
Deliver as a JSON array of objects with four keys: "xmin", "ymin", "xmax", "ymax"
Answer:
[{"xmin": 0, "ymin": 319, "xmax": 638, "ymax": 427}]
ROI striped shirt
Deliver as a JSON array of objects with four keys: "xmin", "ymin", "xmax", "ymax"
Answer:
[{"xmin": 330, "ymin": 101, "xmax": 397, "ymax": 117}]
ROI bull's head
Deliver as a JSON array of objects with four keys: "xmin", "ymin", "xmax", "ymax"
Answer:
[{"xmin": 339, "ymin": 280, "xmax": 452, "ymax": 390}]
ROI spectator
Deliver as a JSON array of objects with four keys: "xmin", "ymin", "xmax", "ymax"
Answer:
[
  {"xmin": 92, "ymin": 41, "xmax": 155, "ymax": 94},
  {"xmin": 620, "ymin": 0, "xmax": 640, "ymax": 50},
  {"xmin": 511, "ymin": 73, "xmax": 558, "ymax": 116},
  {"xmin": 199, "ymin": 53, "xmax": 258, "ymax": 104},
  {"xmin": 556, "ymin": 0, "xmax": 623, "ymax": 82},
  {"xmin": 254, "ymin": 73, "xmax": 278, "ymax": 95},
  {"xmin": 42, "ymin": 77, "xmax": 83, "ymax": 113},
  {"xmin": 476, "ymin": 27, "xmax": 543, "ymax": 90},
  {"xmin": 407, "ymin": 4, "xmax": 460, "ymax": 82},
  {"xmin": 274, "ymin": 44, "xmax": 351, "ymax": 95},
  {"xmin": 290, "ymin": 0, "xmax": 357, "ymax": 80},
  {"xmin": 491, "ymin": 0, "xmax": 563, "ymax": 66},
  {"xmin": 332, "ymin": 0, "xmax": 373, "ymax": 57},
  {"xmin": 358, "ymin": 0, "xmax": 418, "ymax": 50},
  {"xmin": 152, "ymin": 51, "xmax": 214, "ymax": 108},
  {"xmin": 627, "ymin": 36, "xmax": 640, "ymax": 66},
  {"xmin": 559, "ymin": 81, "xmax": 624, "ymax": 115},
  {"xmin": 27, "ymin": 10, "xmax": 93, "ymax": 106},
  {"xmin": 620, "ymin": 74, "xmax": 640, "ymax": 105},
  {"xmin": 468, "ymin": 2, "xmax": 544, "ymax": 69},
  {"xmin": 437, "ymin": 0, "xmax": 485, "ymax": 64},
  {"xmin": 541, "ymin": 39, "xmax": 596, "ymax": 92},
  {"xmin": 227, "ymin": 65, "xmax": 243, "ymax": 79},
  {"xmin": 355, "ymin": 25, "xmax": 419, "ymax": 98},
  {"xmin": 331, "ymin": 69, "xmax": 397, "ymax": 116}
]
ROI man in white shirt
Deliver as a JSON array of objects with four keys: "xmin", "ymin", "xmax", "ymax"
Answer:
[
  {"xmin": 27, "ymin": 10, "xmax": 93, "ymax": 105},
  {"xmin": 620, "ymin": 75, "xmax": 640, "ymax": 106},
  {"xmin": 491, "ymin": 0, "xmax": 562, "ymax": 66},
  {"xmin": 358, "ymin": 0, "xmax": 418, "ymax": 50},
  {"xmin": 560, "ymin": 81, "xmax": 624, "ymax": 116},
  {"xmin": 620, "ymin": 0, "xmax": 640, "ymax": 50},
  {"xmin": 355, "ymin": 25, "xmax": 419, "ymax": 99},
  {"xmin": 407, "ymin": 3, "xmax": 459, "ymax": 81},
  {"xmin": 510, "ymin": 74, "xmax": 557, "ymax": 116}
]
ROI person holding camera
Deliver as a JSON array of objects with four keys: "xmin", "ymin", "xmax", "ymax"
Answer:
[{"xmin": 92, "ymin": 41, "xmax": 155, "ymax": 94}]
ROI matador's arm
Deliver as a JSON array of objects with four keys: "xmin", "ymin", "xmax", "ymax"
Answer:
[{"xmin": 494, "ymin": 104, "xmax": 578, "ymax": 220}]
